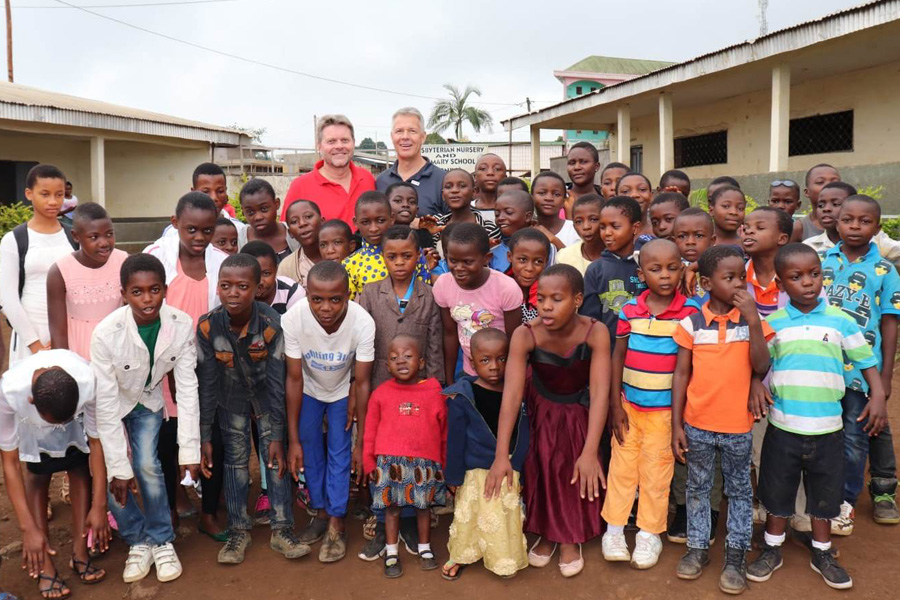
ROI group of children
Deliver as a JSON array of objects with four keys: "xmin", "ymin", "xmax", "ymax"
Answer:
[{"xmin": 0, "ymin": 152, "xmax": 897, "ymax": 598}]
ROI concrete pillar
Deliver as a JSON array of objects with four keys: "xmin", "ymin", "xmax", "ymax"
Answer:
[
  {"xmin": 659, "ymin": 93, "xmax": 674, "ymax": 173},
  {"xmin": 530, "ymin": 125, "xmax": 540, "ymax": 178},
  {"xmin": 769, "ymin": 64, "xmax": 790, "ymax": 172},
  {"xmin": 90, "ymin": 136, "xmax": 106, "ymax": 208},
  {"xmin": 616, "ymin": 105, "xmax": 631, "ymax": 165}
]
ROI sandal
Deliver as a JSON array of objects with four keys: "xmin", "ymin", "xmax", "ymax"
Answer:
[
  {"xmin": 441, "ymin": 560, "xmax": 466, "ymax": 581},
  {"xmin": 70, "ymin": 557, "xmax": 106, "ymax": 584},
  {"xmin": 38, "ymin": 573, "xmax": 70, "ymax": 600},
  {"xmin": 362, "ymin": 515, "xmax": 377, "ymax": 541},
  {"xmin": 199, "ymin": 527, "xmax": 229, "ymax": 543},
  {"xmin": 419, "ymin": 549, "xmax": 438, "ymax": 571}
]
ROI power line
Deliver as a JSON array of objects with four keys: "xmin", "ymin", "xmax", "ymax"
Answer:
[{"xmin": 16, "ymin": 0, "xmax": 235, "ymax": 7}]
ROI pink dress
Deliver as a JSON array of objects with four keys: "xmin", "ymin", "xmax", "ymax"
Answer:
[
  {"xmin": 162, "ymin": 260, "xmax": 209, "ymax": 417},
  {"xmin": 56, "ymin": 250, "xmax": 128, "ymax": 360}
]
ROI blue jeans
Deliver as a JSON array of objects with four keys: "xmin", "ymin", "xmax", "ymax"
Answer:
[
  {"xmin": 685, "ymin": 424, "xmax": 753, "ymax": 550},
  {"xmin": 220, "ymin": 409, "xmax": 293, "ymax": 531},
  {"xmin": 108, "ymin": 405, "xmax": 174, "ymax": 546},
  {"xmin": 842, "ymin": 388, "xmax": 897, "ymax": 504},
  {"xmin": 298, "ymin": 395, "xmax": 351, "ymax": 518}
]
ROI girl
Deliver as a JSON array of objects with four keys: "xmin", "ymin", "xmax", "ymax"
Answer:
[
  {"xmin": 557, "ymin": 194, "xmax": 605, "ymax": 276},
  {"xmin": 599, "ymin": 162, "xmax": 629, "ymax": 200},
  {"xmin": 47, "ymin": 203, "xmax": 127, "ymax": 360},
  {"xmin": 472, "ymin": 154, "xmax": 507, "ymax": 227},
  {"xmin": 279, "ymin": 199, "xmax": 322, "ymax": 288},
  {"xmin": 0, "ymin": 165, "xmax": 77, "ymax": 365},
  {"xmin": 648, "ymin": 192, "xmax": 690, "ymax": 241},
  {"xmin": 211, "ymin": 218, "xmax": 239, "ymax": 255},
  {"xmin": 485, "ymin": 264, "xmax": 611, "ymax": 578},
  {"xmin": 363, "ymin": 335, "xmax": 447, "ymax": 578},
  {"xmin": 240, "ymin": 178, "xmax": 298, "ymax": 262},
  {"xmin": 532, "ymin": 172, "xmax": 579, "ymax": 249},
  {"xmin": 563, "ymin": 142, "xmax": 603, "ymax": 218},
  {"xmin": 616, "ymin": 172, "xmax": 655, "ymax": 240},
  {"xmin": 507, "ymin": 229, "xmax": 551, "ymax": 323},
  {"xmin": 421, "ymin": 169, "xmax": 500, "ymax": 248}
]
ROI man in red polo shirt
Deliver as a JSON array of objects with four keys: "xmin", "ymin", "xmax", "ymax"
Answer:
[{"xmin": 282, "ymin": 115, "xmax": 375, "ymax": 226}]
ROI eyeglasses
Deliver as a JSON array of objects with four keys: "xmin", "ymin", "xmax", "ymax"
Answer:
[{"xmin": 770, "ymin": 179, "xmax": 798, "ymax": 188}]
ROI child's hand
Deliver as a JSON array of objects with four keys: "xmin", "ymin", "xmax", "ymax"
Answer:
[
  {"xmin": 484, "ymin": 457, "xmax": 514, "ymax": 499},
  {"xmin": 267, "ymin": 441, "xmax": 286, "ymax": 479},
  {"xmin": 424, "ymin": 248, "xmax": 441, "ymax": 272},
  {"xmin": 27, "ymin": 341, "xmax": 50, "ymax": 354},
  {"xmin": 200, "ymin": 442, "xmax": 215, "ymax": 479},
  {"xmin": 860, "ymin": 393, "xmax": 889, "ymax": 436},
  {"xmin": 749, "ymin": 378, "xmax": 773, "ymax": 420},
  {"xmin": 681, "ymin": 267, "xmax": 698, "ymax": 297},
  {"xmin": 84, "ymin": 505, "xmax": 112, "ymax": 553},
  {"xmin": 288, "ymin": 441, "xmax": 304, "ymax": 481},
  {"xmin": 346, "ymin": 395, "xmax": 356, "ymax": 431},
  {"xmin": 109, "ymin": 477, "xmax": 137, "ymax": 508},
  {"xmin": 418, "ymin": 215, "xmax": 444, "ymax": 235},
  {"xmin": 571, "ymin": 452, "xmax": 606, "ymax": 501},
  {"xmin": 182, "ymin": 464, "xmax": 200, "ymax": 484},
  {"xmin": 21, "ymin": 526, "xmax": 53, "ymax": 578},
  {"xmin": 733, "ymin": 290, "xmax": 761, "ymax": 323},
  {"xmin": 610, "ymin": 403, "xmax": 629, "ymax": 445},
  {"xmin": 672, "ymin": 426, "xmax": 689, "ymax": 463},
  {"xmin": 351, "ymin": 445, "xmax": 363, "ymax": 484}
]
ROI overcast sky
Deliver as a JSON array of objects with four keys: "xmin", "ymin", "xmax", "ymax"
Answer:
[{"xmin": 2, "ymin": 0, "xmax": 870, "ymax": 147}]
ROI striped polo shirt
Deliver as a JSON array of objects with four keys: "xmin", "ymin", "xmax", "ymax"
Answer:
[
  {"xmin": 766, "ymin": 298, "xmax": 877, "ymax": 435},
  {"xmin": 617, "ymin": 290, "xmax": 700, "ymax": 410},
  {"xmin": 746, "ymin": 259, "xmax": 783, "ymax": 317}
]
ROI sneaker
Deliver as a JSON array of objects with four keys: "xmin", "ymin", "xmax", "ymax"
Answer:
[
  {"xmin": 398, "ymin": 517, "xmax": 419, "ymax": 555},
  {"xmin": 151, "ymin": 542, "xmax": 183, "ymax": 582},
  {"xmin": 601, "ymin": 531, "xmax": 630, "ymax": 562},
  {"xmin": 383, "ymin": 553, "xmax": 403, "ymax": 578},
  {"xmin": 253, "ymin": 493, "xmax": 271, "ymax": 526},
  {"xmin": 831, "ymin": 501, "xmax": 855, "ymax": 536},
  {"xmin": 270, "ymin": 528, "xmax": 311, "ymax": 559},
  {"xmin": 746, "ymin": 543, "xmax": 782, "ymax": 582},
  {"xmin": 710, "ymin": 510, "xmax": 720, "ymax": 545},
  {"xmin": 218, "ymin": 531, "xmax": 252, "ymax": 565},
  {"xmin": 630, "ymin": 532, "xmax": 662, "ymax": 569},
  {"xmin": 676, "ymin": 548, "xmax": 710, "ymax": 580},
  {"xmin": 297, "ymin": 517, "xmax": 329, "ymax": 545},
  {"xmin": 123, "ymin": 544, "xmax": 153, "ymax": 583},
  {"xmin": 667, "ymin": 504, "xmax": 687, "ymax": 544},
  {"xmin": 719, "ymin": 546, "xmax": 747, "ymax": 595},
  {"xmin": 870, "ymin": 478, "xmax": 900, "ymax": 524},
  {"xmin": 810, "ymin": 547, "xmax": 852, "ymax": 589},
  {"xmin": 319, "ymin": 528, "xmax": 346, "ymax": 563},
  {"xmin": 790, "ymin": 513, "xmax": 812, "ymax": 532},
  {"xmin": 357, "ymin": 523, "xmax": 386, "ymax": 562}
]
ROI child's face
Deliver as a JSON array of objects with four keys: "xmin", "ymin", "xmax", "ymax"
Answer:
[
  {"xmin": 212, "ymin": 225, "xmax": 238, "ymax": 255},
  {"xmin": 122, "ymin": 271, "xmax": 166, "ymax": 326},
  {"xmin": 573, "ymin": 204, "xmax": 603, "ymax": 246},
  {"xmin": 701, "ymin": 256, "xmax": 746, "ymax": 306},
  {"xmin": 65, "ymin": 182, "xmax": 73, "ymax": 198},
  {"xmin": 710, "ymin": 190, "xmax": 745, "ymax": 234},
  {"xmin": 805, "ymin": 167, "xmax": 840, "ymax": 204},
  {"xmin": 660, "ymin": 178, "xmax": 690, "ymax": 197},
  {"xmin": 241, "ymin": 192, "xmax": 279, "ymax": 234},
  {"xmin": 566, "ymin": 147, "xmax": 599, "ymax": 188},
  {"xmin": 382, "ymin": 236, "xmax": 419, "ymax": 283},
  {"xmin": 388, "ymin": 188, "xmax": 418, "ymax": 225},
  {"xmin": 194, "ymin": 174, "xmax": 228, "ymax": 212},
  {"xmin": 599, "ymin": 206, "xmax": 640, "ymax": 256},
  {"xmin": 536, "ymin": 274, "xmax": 582, "ymax": 331},
  {"xmin": 638, "ymin": 242, "xmax": 683, "ymax": 297},
  {"xmin": 673, "ymin": 215, "xmax": 714, "ymax": 263},
  {"xmin": 387, "ymin": 337, "xmax": 425, "ymax": 384},
  {"xmin": 174, "ymin": 206, "xmax": 217, "ymax": 257},
  {"xmin": 649, "ymin": 201, "xmax": 681, "ymax": 240},
  {"xmin": 25, "ymin": 177, "xmax": 65, "ymax": 220},
  {"xmin": 442, "ymin": 171, "xmax": 474, "ymax": 211},
  {"xmin": 508, "ymin": 239, "xmax": 548, "ymax": 290},
  {"xmin": 287, "ymin": 202, "xmax": 321, "ymax": 249},
  {"xmin": 471, "ymin": 337, "xmax": 508, "ymax": 388},
  {"xmin": 318, "ymin": 226, "xmax": 353, "ymax": 261},
  {"xmin": 494, "ymin": 196, "xmax": 533, "ymax": 238},
  {"xmin": 816, "ymin": 188, "xmax": 848, "ymax": 232},
  {"xmin": 532, "ymin": 177, "xmax": 567, "ymax": 218},
  {"xmin": 776, "ymin": 253, "xmax": 823, "ymax": 311},
  {"xmin": 837, "ymin": 200, "xmax": 880, "ymax": 250},
  {"xmin": 306, "ymin": 276, "xmax": 350, "ymax": 332},
  {"xmin": 446, "ymin": 241, "xmax": 490, "ymax": 290},
  {"xmin": 218, "ymin": 265, "xmax": 258, "ymax": 317},
  {"xmin": 475, "ymin": 155, "xmax": 505, "ymax": 195},
  {"xmin": 741, "ymin": 211, "xmax": 786, "ymax": 256},
  {"xmin": 769, "ymin": 185, "xmax": 800, "ymax": 215},
  {"xmin": 600, "ymin": 167, "xmax": 627, "ymax": 199},
  {"xmin": 254, "ymin": 256, "xmax": 278, "ymax": 303},
  {"xmin": 617, "ymin": 175, "xmax": 652, "ymax": 216},
  {"xmin": 354, "ymin": 203, "xmax": 393, "ymax": 247},
  {"xmin": 73, "ymin": 217, "xmax": 116, "ymax": 264}
]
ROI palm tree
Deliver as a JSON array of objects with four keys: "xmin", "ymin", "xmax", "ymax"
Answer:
[{"xmin": 428, "ymin": 84, "xmax": 494, "ymax": 140}]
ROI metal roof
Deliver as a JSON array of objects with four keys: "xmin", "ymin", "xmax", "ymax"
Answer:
[
  {"xmin": 0, "ymin": 81, "xmax": 251, "ymax": 146},
  {"xmin": 557, "ymin": 56, "xmax": 675, "ymax": 77}
]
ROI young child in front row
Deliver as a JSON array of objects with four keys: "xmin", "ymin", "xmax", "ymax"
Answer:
[
  {"xmin": 486, "ymin": 265, "xmax": 610, "ymax": 578},
  {"xmin": 557, "ymin": 194, "xmax": 605, "ymax": 276},
  {"xmin": 648, "ymin": 192, "xmax": 689, "ymax": 241},
  {"xmin": 507, "ymin": 228, "xmax": 551, "ymax": 324},
  {"xmin": 443, "ymin": 328, "xmax": 529, "ymax": 580},
  {"xmin": 746, "ymin": 244, "xmax": 887, "ymax": 590},
  {"xmin": 363, "ymin": 335, "xmax": 447, "ymax": 578},
  {"xmin": 742, "ymin": 206, "xmax": 792, "ymax": 317},
  {"xmin": 212, "ymin": 218, "xmax": 239, "ymax": 256},
  {"xmin": 280, "ymin": 199, "xmax": 323, "ymax": 288},
  {"xmin": 671, "ymin": 245, "xmax": 774, "ymax": 594},
  {"xmin": 709, "ymin": 185, "xmax": 746, "ymax": 249},
  {"xmin": 602, "ymin": 239, "xmax": 700, "ymax": 570},
  {"xmin": 492, "ymin": 190, "xmax": 537, "ymax": 273},
  {"xmin": 532, "ymin": 172, "xmax": 580, "ymax": 248}
]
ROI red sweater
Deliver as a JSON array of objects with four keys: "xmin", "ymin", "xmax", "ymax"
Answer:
[{"xmin": 363, "ymin": 378, "xmax": 447, "ymax": 475}]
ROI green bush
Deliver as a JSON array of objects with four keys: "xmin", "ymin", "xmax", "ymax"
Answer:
[
  {"xmin": 0, "ymin": 202, "xmax": 33, "ymax": 237},
  {"xmin": 883, "ymin": 217, "xmax": 900, "ymax": 241},
  {"xmin": 227, "ymin": 174, "xmax": 248, "ymax": 223}
]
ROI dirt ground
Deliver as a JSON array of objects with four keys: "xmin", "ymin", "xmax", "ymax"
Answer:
[{"xmin": 0, "ymin": 322, "xmax": 898, "ymax": 600}]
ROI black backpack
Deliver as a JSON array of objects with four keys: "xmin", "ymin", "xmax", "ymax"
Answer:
[{"xmin": 11, "ymin": 222, "xmax": 79, "ymax": 299}]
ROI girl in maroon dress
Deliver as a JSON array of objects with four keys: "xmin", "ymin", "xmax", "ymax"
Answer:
[{"xmin": 485, "ymin": 264, "xmax": 611, "ymax": 578}]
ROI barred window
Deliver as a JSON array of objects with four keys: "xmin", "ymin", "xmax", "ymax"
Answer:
[
  {"xmin": 789, "ymin": 110, "xmax": 853, "ymax": 156},
  {"xmin": 674, "ymin": 130, "xmax": 727, "ymax": 168}
]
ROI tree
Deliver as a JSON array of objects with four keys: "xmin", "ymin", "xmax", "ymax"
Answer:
[
  {"xmin": 427, "ymin": 84, "xmax": 494, "ymax": 140},
  {"xmin": 425, "ymin": 132, "xmax": 446, "ymax": 145},
  {"xmin": 376, "ymin": 141, "xmax": 387, "ymax": 150},
  {"xmin": 358, "ymin": 137, "xmax": 376, "ymax": 150}
]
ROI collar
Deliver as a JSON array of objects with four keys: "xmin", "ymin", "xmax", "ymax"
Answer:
[
  {"xmin": 826, "ymin": 240, "xmax": 879, "ymax": 263},
  {"xmin": 634, "ymin": 288, "xmax": 688, "ymax": 318},
  {"xmin": 601, "ymin": 249, "xmax": 636, "ymax": 262},
  {"xmin": 785, "ymin": 296, "xmax": 826, "ymax": 318},
  {"xmin": 311, "ymin": 159, "xmax": 364, "ymax": 185},
  {"xmin": 441, "ymin": 374, "xmax": 477, "ymax": 401},
  {"xmin": 223, "ymin": 301, "xmax": 261, "ymax": 340},
  {"xmin": 388, "ymin": 157, "xmax": 435, "ymax": 181},
  {"xmin": 745, "ymin": 259, "xmax": 777, "ymax": 292},
  {"xmin": 701, "ymin": 302, "xmax": 742, "ymax": 326},
  {"xmin": 359, "ymin": 240, "xmax": 382, "ymax": 255}
]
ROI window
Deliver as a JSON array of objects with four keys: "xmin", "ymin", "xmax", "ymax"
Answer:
[
  {"xmin": 630, "ymin": 146, "xmax": 643, "ymax": 174},
  {"xmin": 789, "ymin": 110, "xmax": 853, "ymax": 156},
  {"xmin": 576, "ymin": 86, "xmax": 583, "ymax": 95},
  {"xmin": 674, "ymin": 130, "xmax": 728, "ymax": 168}
]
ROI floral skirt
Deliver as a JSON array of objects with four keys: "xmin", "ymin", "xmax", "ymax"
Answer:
[
  {"xmin": 447, "ymin": 468, "xmax": 528, "ymax": 577},
  {"xmin": 371, "ymin": 455, "xmax": 446, "ymax": 510}
]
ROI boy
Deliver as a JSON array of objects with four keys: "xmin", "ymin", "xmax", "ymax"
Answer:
[
  {"xmin": 318, "ymin": 219, "xmax": 357, "ymax": 262},
  {"xmin": 648, "ymin": 192, "xmax": 690, "ymax": 241},
  {"xmin": 601, "ymin": 239, "xmax": 700, "ymax": 570},
  {"xmin": 821, "ymin": 195, "xmax": 900, "ymax": 532},
  {"xmin": 240, "ymin": 241, "xmax": 304, "ymax": 315},
  {"xmin": 658, "ymin": 169, "xmax": 691, "ymax": 197},
  {"xmin": 196, "ymin": 254, "xmax": 310, "ymax": 564},
  {"xmin": 386, "ymin": 181, "xmax": 433, "ymax": 249},
  {"xmin": 768, "ymin": 179, "xmax": 801, "ymax": 216},
  {"xmin": 496, "ymin": 176, "xmax": 529, "ymax": 197},
  {"xmin": 492, "ymin": 190, "xmax": 536, "ymax": 273},
  {"xmin": 671, "ymin": 245, "xmax": 773, "ymax": 594},
  {"xmin": 599, "ymin": 162, "xmax": 630, "ymax": 200},
  {"xmin": 240, "ymin": 178, "xmax": 298, "ymax": 262},
  {"xmin": 742, "ymin": 207, "xmax": 792, "ymax": 317},
  {"xmin": 212, "ymin": 218, "xmax": 240, "ymax": 255},
  {"xmin": 747, "ymin": 244, "xmax": 887, "ymax": 590},
  {"xmin": 673, "ymin": 207, "xmax": 716, "ymax": 306},
  {"xmin": 708, "ymin": 185, "xmax": 746, "ymax": 248},
  {"xmin": 284, "ymin": 261, "xmax": 376, "ymax": 563},
  {"xmin": 193, "ymin": 162, "xmax": 234, "ymax": 219},
  {"xmin": 581, "ymin": 196, "xmax": 646, "ymax": 349},
  {"xmin": 91, "ymin": 254, "xmax": 200, "ymax": 584},
  {"xmin": 791, "ymin": 164, "xmax": 840, "ymax": 243},
  {"xmin": 557, "ymin": 194, "xmax": 604, "ymax": 276}
]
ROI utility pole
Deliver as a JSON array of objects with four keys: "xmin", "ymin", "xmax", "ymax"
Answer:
[
  {"xmin": 5, "ymin": 0, "xmax": 12, "ymax": 82},
  {"xmin": 526, "ymin": 97, "xmax": 532, "ymax": 113}
]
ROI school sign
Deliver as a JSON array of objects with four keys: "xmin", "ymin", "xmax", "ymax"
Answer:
[{"xmin": 422, "ymin": 144, "xmax": 489, "ymax": 169}]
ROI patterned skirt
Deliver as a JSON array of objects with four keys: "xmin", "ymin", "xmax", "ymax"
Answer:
[{"xmin": 371, "ymin": 455, "xmax": 447, "ymax": 510}]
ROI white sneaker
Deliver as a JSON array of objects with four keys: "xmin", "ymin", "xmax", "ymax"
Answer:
[
  {"xmin": 601, "ymin": 531, "xmax": 630, "ymax": 562},
  {"xmin": 152, "ymin": 543, "xmax": 183, "ymax": 582},
  {"xmin": 123, "ymin": 544, "xmax": 153, "ymax": 583},
  {"xmin": 831, "ymin": 501, "xmax": 855, "ymax": 536},
  {"xmin": 790, "ymin": 513, "xmax": 812, "ymax": 533},
  {"xmin": 630, "ymin": 532, "xmax": 663, "ymax": 570}
]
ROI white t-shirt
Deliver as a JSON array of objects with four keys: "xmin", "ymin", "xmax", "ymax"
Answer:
[
  {"xmin": 556, "ymin": 220, "xmax": 581, "ymax": 248},
  {"xmin": 282, "ymin": 299, "xmax": 376, "ymax": 402}
]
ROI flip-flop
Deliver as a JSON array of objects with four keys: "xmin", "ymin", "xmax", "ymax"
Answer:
[
  {"xmin": 441, "ymin": 561, "xmax": 466, "ymax": 581},
  {"xmin": 199, "ymin": 527, "xmax": 229, "ymax": 543}
]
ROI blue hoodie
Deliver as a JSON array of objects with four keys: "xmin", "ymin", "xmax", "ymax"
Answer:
[{"xmin": 443, "ymin": 375, "xmax": 529, "ymax": 487}]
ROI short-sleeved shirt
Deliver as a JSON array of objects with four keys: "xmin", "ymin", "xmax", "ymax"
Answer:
[
  {"xmin": 822, "ymin": 241, "xmax": 900, "ymax": 392},
  {"xmin": 270, "ymin": 276, "xmax": 304, "ymax": 315},
  {"xmin": 674, "ymin": 305, "xmax": 775, "ymax": 433},
  {"xmin": 432, "ymin": 270, "xmax": 521, "ymax": 375},
  {"xmin": 557, "ymin": 242, "xmax": 592, "ymax": 276},
  {"xmin": 745, "ymin": 259, "xmax": 781, "ymax": 318},
  {"xmin": 282, "ymin": 299, "xmax": 376, "ymax": 402},
  {"xmin": 617, "ymin": 290, "xmax": 700, "ymax": 410},
  {"xmin": 765, "ymin": 298, "xmax": 877, "ymax": 435},
  {"xmin": 341, "ymin": 240, "xmax": 430, "ymax": 300},
  {"xmin": 281, "ymin": 160, "xmax": 376, "ymax": 227},
  {"xmin": 376, "ymin": 158, "xmax": 447, "ymax": 217}
]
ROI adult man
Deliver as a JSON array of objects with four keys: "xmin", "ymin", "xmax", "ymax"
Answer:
[
  {"xmin": 376, "ymin": 107, "xmax": 447, "ymax": 217},
  {"xmin": 282, "ymin": 115, "xmax": 376, "ymax": 227}
]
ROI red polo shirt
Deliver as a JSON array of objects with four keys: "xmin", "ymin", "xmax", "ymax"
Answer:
[{"xmin": 281, "ymin": 160, "xmax": 376, "ymax": 226}]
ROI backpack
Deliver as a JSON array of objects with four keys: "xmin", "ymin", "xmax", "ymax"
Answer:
[{"xmin": 12, "ymin": 222, "xmax": 79, "ymax": 298}]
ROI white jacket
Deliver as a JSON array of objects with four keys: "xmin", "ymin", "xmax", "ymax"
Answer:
[
  {"xmin": 90, "ymin": 305, "xmax": 201, "ymax": 481},
  {"xmin": 143, "ymin": 232, "xmax": 227, "ymax": 310}
]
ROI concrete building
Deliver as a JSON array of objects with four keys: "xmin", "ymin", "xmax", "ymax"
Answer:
[{"xmin": 510, "ymin": 0, "xmax": 900, "ymax": 215}]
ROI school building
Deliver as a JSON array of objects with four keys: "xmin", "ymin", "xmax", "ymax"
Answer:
[{"xmin": 511, "ymin": 0, "xmax": 900, "ymax": 215}]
